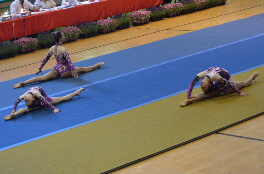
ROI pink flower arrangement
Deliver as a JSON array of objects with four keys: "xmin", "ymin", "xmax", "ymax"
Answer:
[
  {"xmin": 97, "ymin": 19, "xmax": 118, "ymax": 33},
  {"xmin": 60, "ymin": 26, "xmax": 81, "ymax": 42},
  {"xmin": 194, "ymin": 0, "xmax": 207, "ymax": 10},
  {"xmin": 162, "ymin": 3, "xmax": 184, "ymax": 16},
  {"xmin": 13, "ymin": 37, "xmax": 38, "ymax": 53},
  {"xmin": 215, "ymin": 0, "xmax": 227, "ymax": 5},
  {"xmin": 174, "ymin": 3, "xmax": 184, "ymax": 12},
  {"xmin": 130, "ymin": 10, "xmax": 151, "ymax": 25},
  {"xmin": 162, "ymin": 3, "xmax": 174, "ymax": 12}
]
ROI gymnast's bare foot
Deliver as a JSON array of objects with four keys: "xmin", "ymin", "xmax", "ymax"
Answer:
[
  {"xmin": 251, "ymin": 72, "xmax": 259, "ymax": 80},
  {"xmin": 4, "ymin": 113, "xmax": 15, "ymax": 121},
  {"xmin": 179, "ymin": 100, "xmax": 189, "ymax": 107},
  {"xmin": 96, "ymin": 62, "xmax": 104, "ymax": 69},
  {"xmin": 14, "ymin": 82, "xmax": 24, "ymax": 89},
  {"xmin": 76, "ymin": 88, "xmax": 85, "ymax": 96}
]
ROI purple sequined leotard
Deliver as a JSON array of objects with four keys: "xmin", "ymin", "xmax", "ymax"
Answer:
[
  {"xmin": 187, "ymin": 67, "xmax": 241, "ymax": 98},
  {"xmin": 39, "ymin": 51, "xmax": 75, "ymax": 77},
  {"xmin": 13, "ymin": 86, "xmax": 56, "ymax": 111}
]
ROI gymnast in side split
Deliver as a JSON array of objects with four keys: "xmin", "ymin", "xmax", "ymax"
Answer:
[
  {"xmin": 4, "ymin": 86, "xmax": 85, "ymax": 120},
  {"xmin": 179, "ymin": 67, "xmax": 259, "ymax": 107},
  {"xmin": 14, "ymin": 31, "xmax": 104, "ymax": 88}
]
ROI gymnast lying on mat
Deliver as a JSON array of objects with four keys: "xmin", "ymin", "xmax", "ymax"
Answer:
[
  {"xmin": 179, "ymin": 67, "xmax": 259, "ymax": 107},
  {"xmin": 14, "ymin": 31, "xmax": 104, "ymax": 88},
  {"xmin": 4, "ymin": 86, "xmax": 85, "ymax": 120}
]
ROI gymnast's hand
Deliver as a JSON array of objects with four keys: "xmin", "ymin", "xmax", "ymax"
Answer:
[
  {"xmin": 35, "ymin": 70, "xmax": 43, "ymax": 75},
  {"xmin": 239, "ymin": 91, "xmax": 248, "ymax": 96},
  {"xmin": 53, "ymin": 109, "xmax": 61, "ymax": 113},
  {"xmin": 187, "ymin": 96, "xmax": 196, "ymax": 99},
  {"xmin": 11, "ymin": 109, "xmax": 16, "ymax": 114},
  {"xmin": 72, "ymin": 70, "xmax": 78, "ymax": 78}
]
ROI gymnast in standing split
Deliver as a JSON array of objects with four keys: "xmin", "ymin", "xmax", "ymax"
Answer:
[
  {"xmin": 179, "ymin": 67, "xmax": 259, "ymax": 107},
  {"xmin": 14, "ymin": 31, "xmax": 104, "ymax": 88},
  {"xmin": 4, "ymin": 86, "xmax": 85, "ymax": 120}
]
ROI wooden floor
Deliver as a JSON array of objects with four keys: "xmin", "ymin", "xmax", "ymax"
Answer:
[
  {"xmin": 1, "ymin": 0, "xmax": 263, "ymax": 173},
  {"xmin": 114, "ymin": 115, "xmax": 264, "ymax": 174}
]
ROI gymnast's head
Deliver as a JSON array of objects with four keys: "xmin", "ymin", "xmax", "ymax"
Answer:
[
  {"xmin": 24, "ymin": 94, "xmax": 35, "ymax": 107},
  {"xmin": 53, "ymin": 32, "xmax": 64, "ymax": 43}
]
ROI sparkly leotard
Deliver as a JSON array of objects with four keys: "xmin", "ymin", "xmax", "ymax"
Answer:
[
  {"xmin": 39, "ymin": 51, "xmax": 75, "ymax": 77},
  {"xmin": 13, "ymin": 86, "xmax": 55, "ymax": 111},
  {"xmin": 187, "ymin": 67, "xmax": 241, "ymax": 98}
]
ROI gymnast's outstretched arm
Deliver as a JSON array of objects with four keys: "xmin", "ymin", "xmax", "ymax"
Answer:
[
  {"xmin": 36, "ymin": 48, "xmax": 54, "ymax": 75},
  {"xmin": 33, "ymin": 91, "xmax": 60, "ymax": 113},
  {"xmin": 187, "ymin": 70, "xmax": 208, "ymax": 98},
  {"xmin": 12, "ymin": 91, "xmax": 29, "ymax": 113}
]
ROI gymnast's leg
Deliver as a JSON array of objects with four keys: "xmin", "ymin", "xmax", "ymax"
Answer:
[
  {"xmin": 14, "ymin": 70, "xmax": 59, "ymax": 89},
  {"xmin": 50, "ymin": 88, "xmax": 85, "ymax": 105},
  {"xmin": 75, "ymin": 62, "xmax": 104, "ymax": 74},
  {"xmin": 179, "ymin": 90, "xmax": 220, "ymax": 107},
  {"xmin": 4, "ymin": 107, "xmax": 40, "ymax": 120},
  {"xmin": 60, "ymin": 62, "xmax": 104, "ymax": 78},
  {"xmin": 226, "ymin": 72, "xmax": 259, "ymax": 94}
]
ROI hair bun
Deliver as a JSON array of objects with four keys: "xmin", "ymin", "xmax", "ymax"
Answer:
[{"xmin": 53, "ymin": 31, "xmax": 62, "ymax": 43}]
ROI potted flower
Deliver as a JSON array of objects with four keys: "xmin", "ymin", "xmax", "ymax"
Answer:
[
  {"xmin": 59, "ymin": 26, "xmax": 81, "ymax": 42},
  {"xmin": 173, "ymin": 3, "xmax": 184, "ymax": 16},
  {"xmin": 204, "ymin": 0, "xmax": 226, "ymax": 8},
  {"xmin": 162, "ymin": 3, "xmax": 184, "ymax": 17},
  {"xmin": 130, "ymin": 10, "xmax": 151, "ymax": 26},
  {"xmin": 97, "ymin": 19, "xmax": 118, "ymax": 34},
  {"xmin": 77, "ymin": 22, "xmax": 99, "ymax": 38},
  {"xmin": 112, "ymin": 13, "xmax": 131, "ymax": 30},
  {"xmin": 0, "ymin": 41, "xmax": 18, "ymax": 59},
  {"xmin": 215, "ymin": 0, "xmax": 227, "ymax": 6},
  {"xmin": 195, "ymin": 0, "xmax": 207, "ymax": 10},
  {"xmin": 37, "ymin": 31, "xmax": 55, "ymax": 49},
  {"xmin": 180, "ymin": 0, "xmax": 197, "ymax": 14},
  {"xmin": 205, "ymin": 0, "xmax": 217, "ymax": 8},
  {"xmin": 13, "ymin": 37, "xmax": 38, "ymax": 54},
  {"xmin": 147, "ymin": 6, "xmax": 166, "ymax": 22}
]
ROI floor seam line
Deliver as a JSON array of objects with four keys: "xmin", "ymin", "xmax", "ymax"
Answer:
[{"xmin": 217, "ymin": 133, "xmax": 264, "ymax": 142}]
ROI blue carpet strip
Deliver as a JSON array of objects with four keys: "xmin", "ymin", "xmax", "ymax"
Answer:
[{"xmin": 1, "ymin": 33, "xmax": 264, "ymax": 112}]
